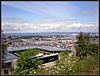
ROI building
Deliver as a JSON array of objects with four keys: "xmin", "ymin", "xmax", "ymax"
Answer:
[
  {"xmin": 7, "ymin": 46, "xmax": 74, "ymax": 54},
  {"xmin": 2, "ymin": 45, "xmax": 76, "ymax": 75},
  {"xmin": 1, "ymin": 52, "xmax": 18, "ymax": 75}
]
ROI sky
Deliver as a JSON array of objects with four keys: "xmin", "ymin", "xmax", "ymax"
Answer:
[{"xmin": 1, "ymin": 1, "xmax": 99, "ymax": 33}]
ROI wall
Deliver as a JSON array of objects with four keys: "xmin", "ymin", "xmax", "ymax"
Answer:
[{"xmin": 38, "ymin": 55, "xmax": 58, "ymax": 64}]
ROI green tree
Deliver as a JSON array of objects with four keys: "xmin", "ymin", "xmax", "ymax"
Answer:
[
  {"xmin": 8, "ymin": 42, "xmax": 12, "ymax": 44},
  {"xmin": 14, "ymin": 48, "xmax": 43, "ymax": 74},
  {"xmin": 60, "ymin": 49, "xmax": 69, "ymax": 56},
  {"xmin": 87, "ymin": 43, "xmax": 98, "ymax": 55},
  {"xmin": 75, "ymin": 32, "xmax": 90, "ymax": 57}
]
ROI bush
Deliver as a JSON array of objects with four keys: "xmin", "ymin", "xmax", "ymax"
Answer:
[
  {"xmin": 73, "ymin": 54, "xmax": 98, "ymax": 75},
  {"xmin": 87, "ymin": 43, "xmax": 98, "ymax": 55}
]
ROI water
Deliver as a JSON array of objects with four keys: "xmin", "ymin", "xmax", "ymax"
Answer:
[{"xmin": 3, "ymin": 32, "xmax": 99, "ymax": 36}]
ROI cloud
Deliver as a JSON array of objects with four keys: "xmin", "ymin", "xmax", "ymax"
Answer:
[
  {"xmin": 88, "ymin": 22, "xmax": 98, "ymax": 25},
  {"xmin": 33, "ymin": 18, "xmax": 68, "ymax": 24},
  {"xmin": 41, "ymin": 16, "xmax": 55, "ymax": 20},
  {"xmin": 33, "ymin": 18, "xmax": 80, "ymax": 24},
  {"xmin": 72, "ymin": 15, "xmax": 82, "ymax": 17},
  {"xmin": 4, "ymin": 17, "xmax": 31, "ymax": 23},
  {"xmin": 67, "ymin": 19, "xmax": 80, "ymax": 21},
  {"xmin": 2, "ymin": 2, "xmax": 79, "ymax": 17},
  {"xmin": 2, "ymin": 20, "xmax": 98, "ymax": 33},
  {"xmin": 52, "ymin": 18, "xmax": 68, "ymax": 22},
  {"xmin": 1, "ymin": 2, "xmax": 98, "ymax": 33},
  {"xmin": 73, "ymin": 9, "xmax": 98, "ymax": 17},
  {"xmin": 34, "ymin": 21, "xmax": 45, "ymax": 24},
  {"xmin": 51, "ymin": 18, "xmax": 80, "ymax": 23},
  {"xmin": 80, "ymin": 9, "xmax": 98, "ymax": 14}
]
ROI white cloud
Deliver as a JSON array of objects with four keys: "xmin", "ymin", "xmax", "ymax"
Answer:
[
  {"xmin": 4, "ymin": 17, "xmax": 31, "ymax": 23},
  {"xmin": 41, "ymin": 16, "xmax": 55, "ymax": 20},
  {"xmin": 2, "ymin": 20, "xmax": 98, "ymax": 33},
  {"xmin": 73, "ymin": 9, "xmax": 98, "ymax": 17}
]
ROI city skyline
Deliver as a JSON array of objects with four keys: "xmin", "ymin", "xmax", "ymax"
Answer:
[{"xmin": 1, "ymin": 1, "xmax": 99, "ymax": 33}]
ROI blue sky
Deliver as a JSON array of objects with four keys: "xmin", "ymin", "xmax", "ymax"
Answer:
[{"xmin": 1, "ymin": 1, "xmax": 99, "ymax": 33}]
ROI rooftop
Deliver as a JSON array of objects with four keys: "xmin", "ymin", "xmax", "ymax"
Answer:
[
  {"xmin": 3, "ymin": 52, "xmax": 18, "ymax": 63},
  {"xmin": 7, "ymin": 46, "xmax": 37, "ymax": 52},
  {"xmin": 7, "ymin": 46, "xmax": 70, "ymax": 52},
  {"xmin": 38, "ymin": 46, "xmax": 66, "ymax": 52}
]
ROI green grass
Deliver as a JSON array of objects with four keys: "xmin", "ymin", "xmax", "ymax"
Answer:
[{"xmin": 73, "ymin": 54, "xmax": 98, "ymax": 75}]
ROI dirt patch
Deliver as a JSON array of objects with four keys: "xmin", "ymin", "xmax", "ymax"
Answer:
[{"xmin": 42, "ymin": 61, "xmax": 55, "ymax": 68}]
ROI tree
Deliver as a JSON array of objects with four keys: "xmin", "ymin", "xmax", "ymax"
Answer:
[
  {"xmin": 75, "ymin": 32, "xmax": 90, "ymax": 57},
  {"xmin": 8, "ymin": 42, "xmax": 12, "ymax": 44},
  {"xmin": 60, "ymin": 49, "xmax": 69, "ymax": 56},
  {"xmin": 87, "ymin": 43, "xmax": 98, "ymax": 55},
  {"xmin": 14, "ymin": 48, "xmax": 43, "ymax": 74}
]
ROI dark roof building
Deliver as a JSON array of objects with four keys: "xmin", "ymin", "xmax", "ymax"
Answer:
[
  {"xmin": 7, "ymin": 46, "xmax": 72, "ymax": 53},
  {"xmin": 3, "ymin": 52, "xmax": 18, "ymax": 63}
]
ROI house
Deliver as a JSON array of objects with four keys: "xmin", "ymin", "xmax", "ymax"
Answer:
[{"xmin": 1, "ymin": 52, "xmax": 18, "ymax": 75}]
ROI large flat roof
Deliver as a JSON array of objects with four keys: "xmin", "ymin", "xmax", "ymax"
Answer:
[
  {"xmin": 3, "ymin": 52, "xmax": 18, "ymax": 63},
  {"xmin": 7, "ymin": 46, "xmax": 69, "ymax": 52},
  {"xmin": 7, "ymin": 46, "xmax": 37, "ymax": 52},
  {"xmin": 38, "ymin": 46, "xmax": 66, "ymax": 52}
]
